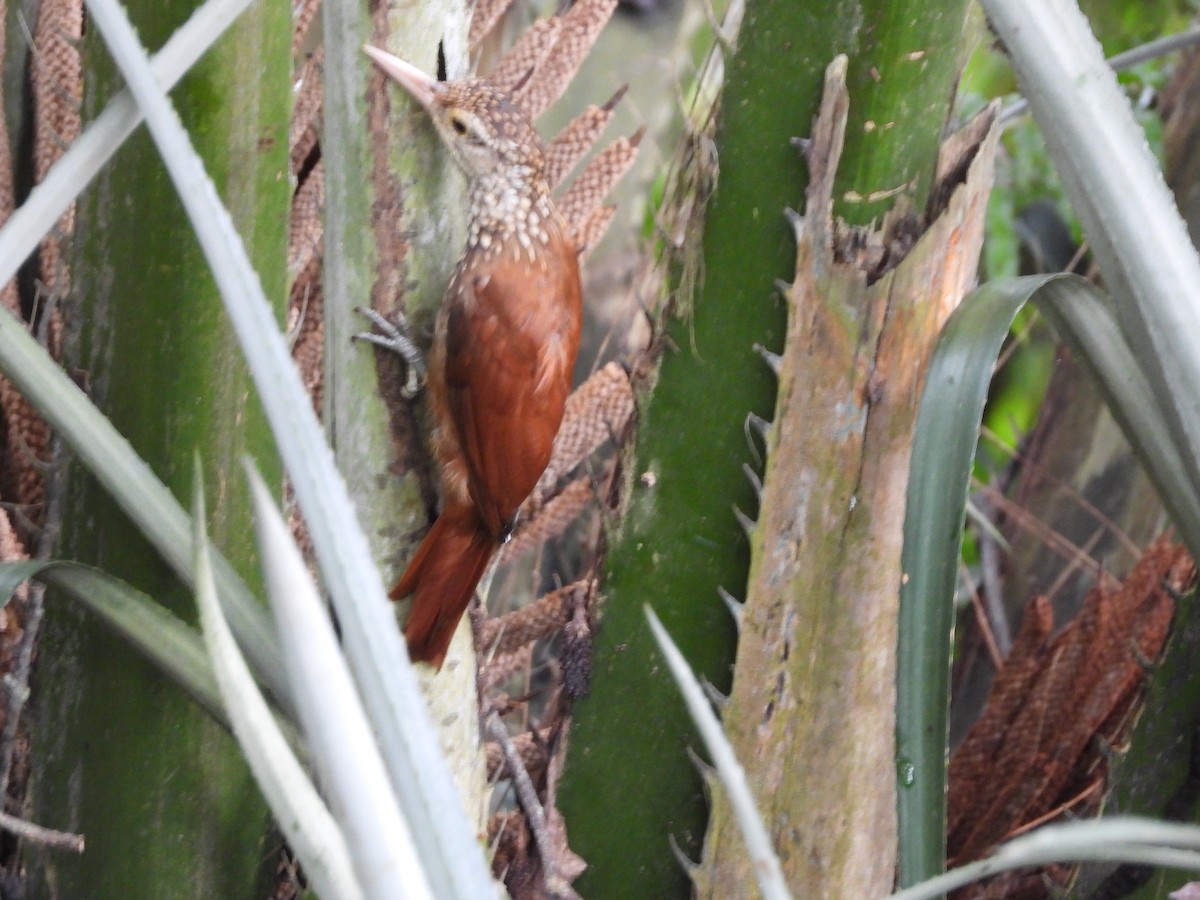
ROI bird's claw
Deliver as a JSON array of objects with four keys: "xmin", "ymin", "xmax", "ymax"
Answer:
[{"xmin": 353, "ymin": 306, "xmax": 427, "ymax": 397}]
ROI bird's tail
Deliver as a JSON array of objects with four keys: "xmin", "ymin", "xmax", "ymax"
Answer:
[{"xmin": 391, "ymin": 502, "xmax": 496, "ymax": 669}]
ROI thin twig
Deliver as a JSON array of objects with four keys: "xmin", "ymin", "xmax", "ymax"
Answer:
[
  {"xmin": 978, "ymin": 425, "xmax": 1141, "ymax": 558},
  {"xmin": 974, "ymin": 482, "xmax": 1115, "ymax": 588},
  {"xmin": 0, "ymin": 809, "xmax": 84, "ymax": 852},
  {"xmin": 980, "ymin": 529, "xmax": 1013, "ymax": 657},
  {"xmin": 1005, "ymin": 776, "xmax": 1103, "ymax": 840},
  {"xmin": 960, "ymin": 559, "xmax": 1003, "ymax": 668},
  {"xmin": 485, "ymin": 711, "xmax": 574, "ymax": 898},
  {"xmin": 1043, "ymin": 526, "xmax": 1106, "ymax": 604}
]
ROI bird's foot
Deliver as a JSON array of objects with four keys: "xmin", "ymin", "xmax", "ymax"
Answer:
[{"xmin": 353, "ymin": 307, "xmax": 426, "ymax": 397}]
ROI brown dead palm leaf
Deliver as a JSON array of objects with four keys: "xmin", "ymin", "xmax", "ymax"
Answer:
[
  {"xmin": 481, "ymin": 0, "xmax": 640, "ymax": 256},
  {"xmin": 508, "ymin": 0, "xmax": 618, "ymax": 120},
  {"xmin": 947, "ymin": 536, "xmax": 1195, "ymax": 898},
  {"xmin": 528, "ymin": 361, "xmax": 635, "ymax": 507},
  {"xmin": 480, "ymin": 579, "xmax": 594, "ymax": 660},
  {"xmin": 544, "ymin": 85, "xmax": 628, "ymax": 188},
  {"xmin": 0, "ymin": 0, "xmax": 83, "ymax": 524},
  {"xmin": 31, "ymin": 0, "xmax": 82, "ymax": 300},
  {"xmin": 557, "ymin": 127, "xmax": 644, "ymax": 255}
]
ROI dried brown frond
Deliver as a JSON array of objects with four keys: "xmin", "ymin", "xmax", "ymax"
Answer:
[
  {"xmin": 506, "ymin": 477, "xmax": 594, "ymax": 562},
  {"xmin": 0, "ymin": 382, "xmax": 50, "ymax": 516},
  {"xmin": 3, "ymin": 0, "xmax": 84, "ymax": 521},
  {"xmin": 290, "ymin": 159, "xmax": 325, "ymax": 280},
  {"xmin": 287, "ymin": 0, "xmax": 324, "ymax": 572},
  {"xmin": 291, "ymin": 48, "xmax": 324, "ymax": 177},
  {"xmin": 557, "ymin": 128, "xmax": 643, "ymax": 245},
  {"xmin": 289, "ymin": 164, "xmax": 324, "ymax": 414},
  {"xmin": 482, "ymin": 0, "xmax": 632, "ymax": 258},
  {"xmin": 469, "ymin": 0, "xmax": 515, "ymax": 51},
  {"xmin": 0, "ymin": 6, "xmax": 14, "ymax": 273},
  {"xmin": 948, "ymin": 594, "xmax": 1054, "ymax": 832},
  {"xmin": 532, "ymin": 361, "xmax": 634, "ymax": 501},
  {"xmin": 290, "ymin": 0, "xmax": 324, "ymax": 416},
  {"xmin": 292, "ymin": 0, "xmax": 322, "ymax": 56},
  {"xmin": 481, "ymin": 579, "xmax": 593, "ymax": 658},
  {"xmin": 541, "ymin": 806, "xmax": 586, "ymax": 900},
  {"xmin": 0, "ymin": 504, "xmax": 29, "ymax": 798},
  {"xmin": 490, "ymin": 810, "xmax": 537, "ymax": 895},
  {"xmin": 0, "ymin": 144, "xmax": 48, "ymax": 515},
  {"xmin": 572, "ymin": 204, "xmax": 616, "ymax": 261},
  {"xmin": 947, "ymin": 536, "xmax": 1195, "ymax": 897},
  {"xmin": 560, "ymin": 586, "xmax": 592, "ymax": 700},
  {"xmin": 0, "ymin": 0, "xmax": 34, "ymax": 576},
  {"xmin": 32, "ymin": 0, "xmax": 83, "ymax": 295},
  {"xmin": 486, "ymin": 727, "xmax": 552, "ymax": 782},
  {"xmin": 545, "ymin": 85, "xmax": 628, "ymax": 189},
  {"xmin": 481, "ymin": 641, "xmax": 535, "ymax": 693},
  {"xmin": 487, "ymin": 780, "xmax": 585, "ymax": 900},
  {"xmin": 0, "ymin": 506, "xmax": 27, "ymax": 569},
  {"xmin": 487, "ymin": 18, "xmax": 563, "ymax": 96},
  {"xmin": 289, "ymin": 274, "xmax": 324, "ymax": 414},
  {"xmin": 511, "ymin": 0, "xmax": 618, "ymax": 121},
  {"xmin": 32, "ymin": 0, "xmax": 82, "ymax": 185}
]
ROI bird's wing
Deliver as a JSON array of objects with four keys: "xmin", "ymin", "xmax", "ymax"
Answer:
[{"xmin": 442, "ymin": 256, "xmax": 581, "ymax": 538}]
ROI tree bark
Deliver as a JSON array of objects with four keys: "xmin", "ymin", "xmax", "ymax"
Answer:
[{"xmin": 698, "ymin": 59, "xmax": 997, "ymax": 898}]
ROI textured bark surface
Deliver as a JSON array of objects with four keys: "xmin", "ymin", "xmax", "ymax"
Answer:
[{"xmin": 696, "ymin": 58, "xmax": 997, "ymax": 897}]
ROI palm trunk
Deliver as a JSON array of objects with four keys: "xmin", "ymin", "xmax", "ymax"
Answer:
[
  {"xmin": 561, "ymin": 1, "xmax": 977, "ymax": 894},
  {"xmin": 26, "ymin": 0, "xmax": 290, "ymax": 892}
]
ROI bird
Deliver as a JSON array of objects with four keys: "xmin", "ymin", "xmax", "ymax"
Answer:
[{"xmin": 362, "ymin": 45, "xmax": 583, "ymax": 669}]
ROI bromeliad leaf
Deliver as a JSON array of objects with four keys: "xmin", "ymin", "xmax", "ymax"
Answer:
[
  {"xmin": 898, "ymin": 271, "xmax": 1200, "ymax": 887},
  {"xmin": 0, "ymin": 560, "xmax": 222, "ymax": 722}
]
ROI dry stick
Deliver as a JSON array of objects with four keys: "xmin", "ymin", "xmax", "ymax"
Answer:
[
  {"xmin": 1043, "ymin": 526, "xmax": 1107, "ymax": 604},
  {"xmin": 976, "ymin": 482, "xmax": 1111, "ymax": 585},
  {"xmin": 960, "ymin": 559, "xmax": 1003, "ymax": 669},
  {"xmin": 0, "ymin": 0, "xmax": 73, "ymax": 808},
  {"xmin": 979, "ymin": 424, "xmax": 1142, "ymax": 559},
  {"xmin": 975, "ymin": 492, "xmax": 1013, "ymax": 657},
  {"xmin": 0, "ymin": 809, "xmax": 83, "ymax": 853},
  {"xmin": 485, "ymin": 710, "xmax": 571, "ymax": 898},
  {"xmin": 1005, "ymin": 776, "xmax": 1104, "ymax": 840}
]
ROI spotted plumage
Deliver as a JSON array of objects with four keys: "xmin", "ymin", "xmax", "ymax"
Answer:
[{"xmin": 365, "ymin": 47, "xmax": 583, "ymax": 668}]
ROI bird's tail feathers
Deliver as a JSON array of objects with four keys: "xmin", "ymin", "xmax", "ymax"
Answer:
[{"xmin": 392, "ymin": 503, "xmax": 495, "ymax": 669}]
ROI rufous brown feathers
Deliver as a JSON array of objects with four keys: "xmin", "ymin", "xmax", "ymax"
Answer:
[{"xmin": 393, "ymin": 501, "xmax": 496, "ymax": 668}]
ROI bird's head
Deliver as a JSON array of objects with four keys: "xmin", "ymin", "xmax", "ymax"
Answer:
[{"xmin": 364, "ymin": 45, "xmax": 545, "ymax": 184}]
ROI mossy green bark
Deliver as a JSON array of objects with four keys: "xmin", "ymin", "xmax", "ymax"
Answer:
[
  {"xmin": 698, "ymin": 61, "xmax": 994, "ymax": 895},
  {"xmin": 836, "ymin": 0, "xmax": 974, "ymax": 223},
  {"xmin": 561, "ymin": 1, "xmax": 972, "ymax": 895},
  {"xmin": 560, "ymin": 2, "xmax": 849, "ymax": 891},
  {"xmin": 323, "ymin": 0, "xmax": 469, "ymax": 582},
  {"xmin": 27, "ymin": 0, "xmax": 290, "ymax": 894},
  {"xmin": 322, "ymin": 0, "xmax": 486, "ymax": 814}
]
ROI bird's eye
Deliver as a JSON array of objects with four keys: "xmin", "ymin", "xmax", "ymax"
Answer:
[{"xmin": 450, "ymin": 116, "xmax": 468, "ymax": 135}]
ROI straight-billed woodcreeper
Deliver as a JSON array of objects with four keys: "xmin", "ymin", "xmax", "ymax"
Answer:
[{"xmin": 363, "ymin": 46, "xmax": 583, "ymax": 669}]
